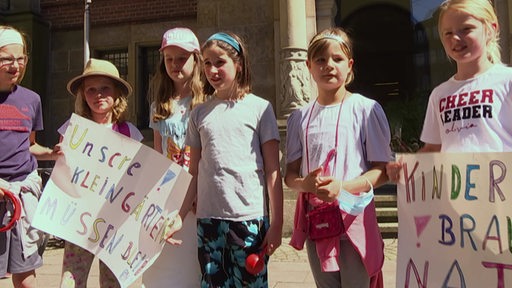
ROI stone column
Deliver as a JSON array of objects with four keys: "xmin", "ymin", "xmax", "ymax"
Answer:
[
  {"xmin": 277, "ymin": 0, "xmax": 312, "ymax": 236},
  {"xmin": 277, "ymin": 0, "xmax": 311, "ymax": 120}
]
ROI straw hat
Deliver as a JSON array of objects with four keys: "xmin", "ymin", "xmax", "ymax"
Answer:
[{"xmin": 67, "ymin": 58, "xmax": 132, "ymax": 97}]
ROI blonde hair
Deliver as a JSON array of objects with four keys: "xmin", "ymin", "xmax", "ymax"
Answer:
[
  {"xmin": 0, "ymin": 25, "xmax": 29, "ymax": 83},
  {"xmin": 202, "ymin": 31, "xmax": 251, "ymax": 99},
  {"xmin": 437, "ymin": 0, "xmax": 502, "ymax": 64},
  {"xmin": 149, "ymin": 51, "xmax": 205, "ymax": 122},
  {"xmin": 74, "ymin": 78, "xmax": 128, "ymax": 123},
  {"xmin": 307, "ymin": 27, "xmax": 355, "ymax": 85}
]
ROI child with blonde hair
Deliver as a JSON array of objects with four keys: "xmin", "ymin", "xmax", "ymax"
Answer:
[
  {"xmin": 387, "ymin": 0, "xmax": 511, "ymax": 180},
  {"xmin": 59, "ymin": 58, "xmax": 143, "ymax": 288},
  {"xmin": 142, "ymin": 27, "xmax": 204, "ymax": 288}
]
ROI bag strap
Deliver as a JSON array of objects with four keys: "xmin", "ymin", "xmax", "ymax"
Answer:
[{"xmin": 305, "ymin": 100, "xmax": 343, "ymax": 175}]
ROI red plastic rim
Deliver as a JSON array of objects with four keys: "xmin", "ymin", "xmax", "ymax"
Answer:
[{"xmin": 0, "ymin": 189, "xmax": 22, "ymax": 232}]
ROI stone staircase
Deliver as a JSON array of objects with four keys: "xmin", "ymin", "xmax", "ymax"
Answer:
[{"xmin": 374, "ymin": 187, "xmax": 398, "ymax": 239}]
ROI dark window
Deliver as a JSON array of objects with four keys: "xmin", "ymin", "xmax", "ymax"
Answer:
[
  {"xmin": 0, "ymin": 0, "xmax": 10, "ymax": 11},
  {"xmin": 137, "ymin": 46, "xmax": 160, "ymax": 129},
  {"xmin": 97, "ymin": 49, "xmax": 129, "ymax": 80}
]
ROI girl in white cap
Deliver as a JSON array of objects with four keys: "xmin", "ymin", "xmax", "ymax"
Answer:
[
  {"xmin": 142, "ymin": 27, "xmax": 205, "ymax": 288},
  {"xmin": 0, "ymin": 25, "xmax": 56, "ymax": 288},
  {"xmin": 58, "ymin": 58, "xmax": 143, "ymax": 288}
]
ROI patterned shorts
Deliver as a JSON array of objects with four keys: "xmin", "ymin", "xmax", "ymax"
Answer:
[{"xmin": 197, "ymin": 216, "xmax": 269, "ymax": 288}]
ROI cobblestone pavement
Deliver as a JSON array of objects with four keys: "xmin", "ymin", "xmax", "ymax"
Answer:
[
  {"xmin": 0, "ymin": 237, "xmax": 398, "ymax": 288},
  {"xmin": 272, "ymin": 238, "xmax": 397, "ymax": 261}
]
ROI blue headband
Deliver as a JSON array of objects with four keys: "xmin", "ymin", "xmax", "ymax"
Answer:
[{"xmin": 207, "ymin": 32, "xmax": 241, "ymax": 53}]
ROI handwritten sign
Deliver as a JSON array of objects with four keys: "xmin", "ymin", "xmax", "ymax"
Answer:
[
  {"xmin": 396, "ymin": 152, "xmax": 512, "ymax": 287},
  {"xmin": 32, "ymin": 114, "xmax": 191, "ymax": 287}
]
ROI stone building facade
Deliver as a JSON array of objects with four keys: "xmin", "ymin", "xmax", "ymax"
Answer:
[{"xmin": 2, "ymin": 0, "xmax": 511, "ymax": 148}]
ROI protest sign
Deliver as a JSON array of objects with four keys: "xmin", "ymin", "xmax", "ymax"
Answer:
[
  {"xmin": 397, "ymin": 152, "xmax": 512, "ymax": 287},
  {"xmin": 32, "ymin": 114, "xmax": 191, "ymax": 287}
]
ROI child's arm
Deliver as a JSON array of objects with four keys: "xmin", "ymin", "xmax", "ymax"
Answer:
[
  {"xmin": 388, "ymin": 143, "xmax": 441, "ymax": 183},
  {"xmin": 316, "ymin": 161, "xmax": 388, "ymax": 202},
  {"xmin": 284, "ymin": 159, "xmax": 324, "ymax": 194},
  {"xmin": 262, "ymin": 139, "xmax": 283, "ymax": 255},
  {"xmin": 343, "ymin": 161, "xmax": 388, "ymax": 193},
  {"xmin": 152, "ymin": 130, "xmax": 163, "ymax": 154},
  {"xmin": 419, "ymin": 143, "xmax": 441, "ymax": 152},
  {"xmin": 29, "ymin": 131, "xmax": 61, "ymax": 161},
  {"xmin": 165, "ymin": 146, "xmax": 200, "ymax": 245}
]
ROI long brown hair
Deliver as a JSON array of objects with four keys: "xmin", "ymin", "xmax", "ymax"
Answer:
[
  {"xmin": 149, "ymin": 51, "xmax": 205, "ymax": 122},
  {"xmin": 201, "ymin": 31, "xmax": 252, "ymax": 99}
]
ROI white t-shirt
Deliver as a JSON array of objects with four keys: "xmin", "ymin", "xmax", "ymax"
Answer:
[
  {"xmin": 185, "ymin": 93, "xmax": 280, "ymax": 221},
  {"xmin": 421, "ymin": 64, "xmax": 512, "ymax": 152},
  {"xmin": 286, "ymin": 93, "xmax": 392, "ymax": 181},
  {"xmin": 149, "ymin": 96, "xmax": 191, "ymax": 168}
]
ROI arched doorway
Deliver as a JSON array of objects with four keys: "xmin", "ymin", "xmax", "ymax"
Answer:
[
  {"xmin": 338, "ymin": 3, "xmax": 431, "ymax": 151},
  {"xmin": 340, "ymin": 4, "xmax": 418, "ymax": 103}
]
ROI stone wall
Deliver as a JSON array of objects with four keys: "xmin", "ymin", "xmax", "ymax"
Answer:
[
  {"xmin": 39, "ymin": 0, "xmax": 196, "ymax": 29},
  {"xmin": 37, "ymin": 0, "xmax": 278, "ymax": 148}
]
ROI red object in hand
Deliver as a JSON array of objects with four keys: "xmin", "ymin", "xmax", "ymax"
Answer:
[
  {"xmin": 245, "ymin": 246, "xmax": 267, "ymax": 275},
  {"xmin": 0, "ymin": 189, "xmax": 22, "ymax": 232}
]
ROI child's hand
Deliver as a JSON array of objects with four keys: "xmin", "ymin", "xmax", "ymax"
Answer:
[
  {"xmin": 386, "ymin": 160, "xmax": 403, "ymax": 183},
  {"xmin": 303, "ymin": 167, "xmax": 324, "ymax": 193},
  {"xmin": 164, "ymin": 213, "xmax": 183, "ymax": 245},
  {"xmin": 50, "ymin": 143, "xmax": 65, "ymax": 160},
  {"xmin": 53, "ymin": 143, "xmax": 64, "ymax": 154},
  {"xmin": 262, "ymin": 223, "xmax": 282, "ymax": 256},
  {"xmin": 315, "ymin": 177, "xmax": 340, "ymax": 202}
]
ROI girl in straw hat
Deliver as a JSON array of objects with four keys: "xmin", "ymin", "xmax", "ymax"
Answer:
[
  {"xmin": 58, "ymin": 58, "xmax": 143, "ymax": 288},
  {"xmin": 0, "ymin": 25, "xmax": 55, "ymax": 288}
]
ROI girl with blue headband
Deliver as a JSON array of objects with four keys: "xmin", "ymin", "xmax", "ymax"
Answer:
[{"xmin": 166, "ymin": 31, "xmax": 284, "ymax": 287}]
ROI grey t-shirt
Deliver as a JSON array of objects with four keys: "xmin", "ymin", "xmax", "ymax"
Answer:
[{"xmin": 186, "ymin": 93, "xmax": 280, "ymax": 220}]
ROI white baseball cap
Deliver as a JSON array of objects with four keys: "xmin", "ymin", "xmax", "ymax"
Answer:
[{"xmin": 160, "ymin": 27, "xmax": 200, "ymax": 52}]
